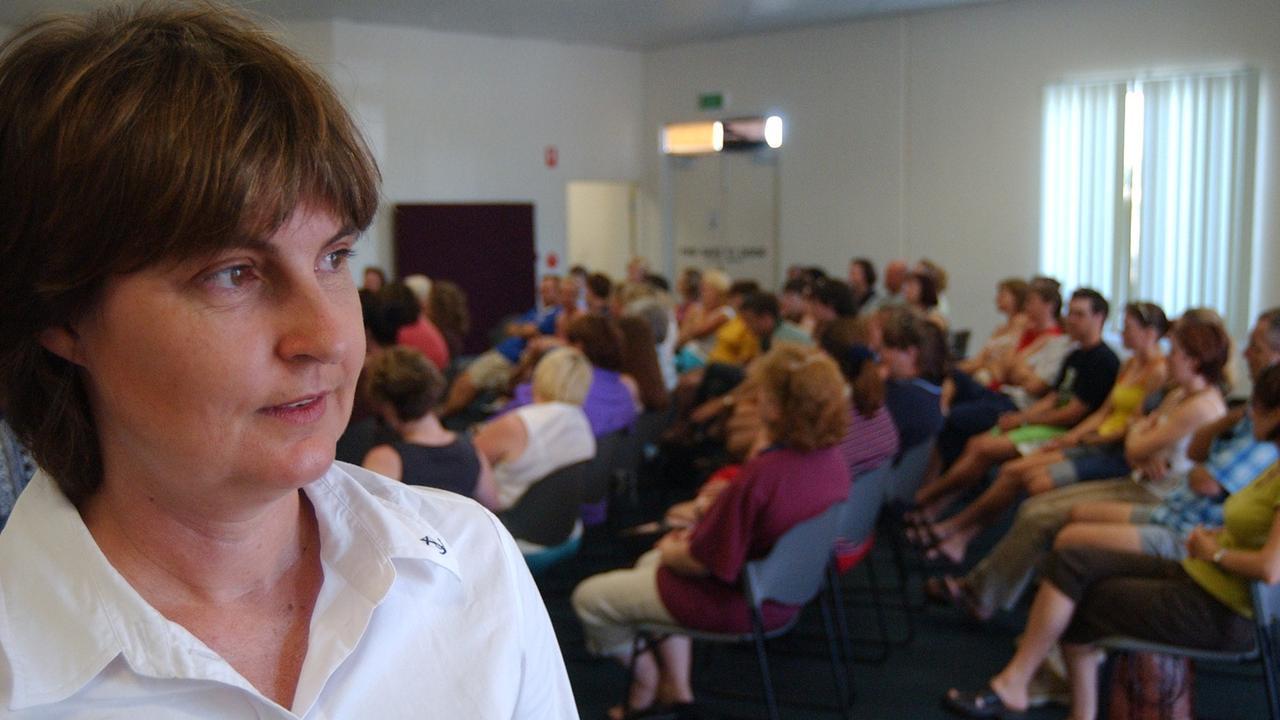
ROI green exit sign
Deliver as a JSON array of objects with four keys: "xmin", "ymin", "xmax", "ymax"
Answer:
[{"xmin": 698, "ymin": 91, "xmax": 725, "ymax": 111}]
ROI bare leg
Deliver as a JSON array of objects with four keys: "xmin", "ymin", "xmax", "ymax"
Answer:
[
  {"xmin": 986, "ymin": 582, "xmax": 1079, "ymax": 711},
  {"xmin": 655, "ymin": 636, "xmax": 695, "ymax": 705},
  {"xmin": 1063, "ymin": 643, "xmax": 1104, "ymax": 720},
  {"xmin": 916, "ymin": 434, "xmax": 1018, "ymax": 508}
]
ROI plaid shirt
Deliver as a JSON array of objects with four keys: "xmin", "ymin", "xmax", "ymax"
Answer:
[
  {"xmin": 0, "ymin": 418, "xmax": 34, "ymax": 532},
  {"xmin": 1150, "ymin": 415, "xmax": 1279, "ymax": 537}
]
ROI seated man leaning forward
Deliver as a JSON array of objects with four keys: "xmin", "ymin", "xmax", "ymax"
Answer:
[{"xmin": 0, "ymin": 6, "xmax": 574, "ymax": 718}]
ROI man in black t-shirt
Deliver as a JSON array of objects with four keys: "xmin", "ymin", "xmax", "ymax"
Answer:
[{"xmin": 914, "ymin": 289, "xmax": 1120, "ymax": 510}]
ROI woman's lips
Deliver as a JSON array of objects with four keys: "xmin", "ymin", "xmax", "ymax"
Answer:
[{"xmin": 259, "ymin": 393, "xmax": 328, "ymax": 424}]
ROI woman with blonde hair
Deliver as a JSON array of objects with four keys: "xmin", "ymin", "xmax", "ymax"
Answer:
[
  {"xmin": 572, "ymin": 344, "xmax": 852, "ymax": 719},
  {"xmin": 474, "ymin": 347, "xmax": 597, "ymax": 512}
]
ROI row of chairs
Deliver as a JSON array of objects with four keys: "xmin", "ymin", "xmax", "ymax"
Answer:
[{"xmin": 500, "ymin": 409, "xmax": 675, "ymax": 575}]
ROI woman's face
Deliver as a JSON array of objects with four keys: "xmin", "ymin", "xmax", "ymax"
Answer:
[
  {"xmin": 1251, "ymin": 400, "xmax": 1280, "ymax": 444},
  {"xmin": 880, "ymin": 344, "xmax": 918, "ymax": 380},
  {"xmin": 903, "ymin": 277, "xmax": 922, "ymax": 305},
  {"xmin": 1121, "ymin": 313, "xmax": 1153, "ymax": 352},
  {"xmin": 1168, "ymin": 338, "xmax": 1200, "ymax": 387},
  {"xmin": 995, "ymin": 288, "xmax": 1015, "ymax": 315},
  {"xmin": 50, "ymin": 205, "xmax": 364, "ymax": 504}
]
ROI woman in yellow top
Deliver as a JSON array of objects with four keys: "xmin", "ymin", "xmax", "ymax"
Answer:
[{"xmin": 945, "ymin": 362, "xmax": 1280, "ymax": 719}]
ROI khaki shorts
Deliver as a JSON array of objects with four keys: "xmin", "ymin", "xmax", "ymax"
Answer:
[{"xmin": 465, "ymin": 350, "xmax": 515, "ymax": 391}]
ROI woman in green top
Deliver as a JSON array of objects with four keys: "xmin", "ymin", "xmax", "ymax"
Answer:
[{"xmin": 945, "ymin": 362, "xmax": 1280, "ymax": 720}]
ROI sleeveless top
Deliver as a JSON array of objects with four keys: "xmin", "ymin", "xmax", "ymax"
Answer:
[
  {"xmin": 1097, "ymin": 383, "xmax": 1147, "ymax": 439},
  {"xmin": 494, "ymin": 402, "xmax": 596, "ymax": 510},
  {"xmin": 393, "ymin": 435, "xmax": 481, "ymax": 499}
]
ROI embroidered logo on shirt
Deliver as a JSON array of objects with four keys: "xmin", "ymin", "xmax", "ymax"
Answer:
[{"xmin": 421, "ymin": 535, "xmax": 448, "ymax": 555}]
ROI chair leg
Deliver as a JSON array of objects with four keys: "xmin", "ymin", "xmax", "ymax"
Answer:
[
  {"xmin": 750, "ymin": 613, "xmax": 780, "ymax": 720},
  {"xmin": 1259, "ymin": 626, "xmax": 1280, "ymax": 720},
  {"xmin": 819, "ymin": 583, "xmax": 855, "ymax": 713}
]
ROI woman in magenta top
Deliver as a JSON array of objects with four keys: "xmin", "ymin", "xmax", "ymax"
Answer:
[{"xmin": 572, "ymin": 344, "xmax": 851, "ymax": 718}]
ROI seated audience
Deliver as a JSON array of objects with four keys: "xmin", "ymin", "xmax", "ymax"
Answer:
[
  {"xmin": 848, "ymin": 256, "xmax": 878, "ymax": 313},
  {"xmin": 913, "ymin": 289, "xmax": 1122, "ymax": 516},
  {"xmin": 807, "ymin": 277, "xmax": 857, "ymax": 340},
  {"xmin": 676, "ymin": 269, "xmax": 733, "ymax": 372},
  {"xmin": 361, "ymin": 347, "xmax": 499, "ymax": 508},
  {"xmin": 934, "ymin": 277, "xmax": 1070, "ymax": 466},
  {"xmin": 571, "ymin": 344, "xmax": 851, "ymax": 719},
  {"xmin": 439, "ymin": 274, "xmax": 560, "ymax": 417},
  {"xmin": 904, "ymin": 270, "xmax": 948, "ymax": 330},
  {"xmin": 780, "ymin": 276, "xmax": 813, "ymax": 330},
  {"xmin": 362, "ymin": 265, "xmax": 386, "ymax": 292},
  {"xmin": 739, "ymin": 291, "xmax": 813, "ymax": 350},
  {"xmin": 585, "ymin": 272, "xmax": 613, "ymax": 316},
  {"xmin": 880, "ymin": 259, "xmax": 909, "ymax": 306},
  {"xmin": 956, "ymin": 277, "xmax": 1029, "ymax": 375},
  {"xmin": 427, "ymin": 279, "xmax": 471, "ymax": 362},
  {"xmin": 674, "ymin": 267, "xmax": 702, "ymax": 326},
  {"xmin": 704, "ymin": 280, "xmax": 764, "ymax": 367},
  {"xmin": 935, "ymin": 309, "xmax": 1240, "ymax": 621},
  {"xmin": 944, "ymin": 363, "xmax": 1280, "ymax": 720},
  {"xmin": 508, "ymin": 315, "xmax": 639, "ymax": 437},
  {"xmin": 916, "ymin": 257, "xmax": 951, "ymax": 319},
  {"xmin": 618, "ymin": 314, "xmax": 671, "ymax": 412},
  {"xmin": 923, "ymin": 307, "xmax": 1228, "ymax": 568},
  {"xmin": 474, "ymin": 347, "xmax": 597, "ymax": 511},
  {"xmin": 874, "ymin": 307, "xmax": 948, "ymax": 459},
  {"xmin": 380, "ymin": 281, "xmax": 450, "ymax": 371},
  {"xmin": 821, "ymin": 318, "xmax": 901, "ymax": 477}
]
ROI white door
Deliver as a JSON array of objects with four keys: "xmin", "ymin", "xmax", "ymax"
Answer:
[
  {"xmin": 668, "ymin": 150, "xmax": 779, "ymax": 288},
  {"xmin": 566, "ymin": 181, "xmax": 635, "ymax": 279}
]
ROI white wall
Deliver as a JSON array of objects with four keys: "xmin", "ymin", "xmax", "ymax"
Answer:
[
  {"xmin": 307, "ymin": 21, "xmax": 644, "ymax": 283},
  {"xmin": 641, "ymin": 0, "xmax": 1280, "ymax": 342}
]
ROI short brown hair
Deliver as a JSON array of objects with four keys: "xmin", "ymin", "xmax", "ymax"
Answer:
[
  {"xmin": 367, "ymin": 347, "xmax": 447, "ymax": 423},
  {"xmin": 819, "ymin": 317, "xmax": 885, "ymax": 418},
  {"xmin": 752, "ymin": 344, "xmax": 848, "ymax": 452},
  {"xmin": 0, "ymin": 4, "xmax": 380, "ymax": 503},
  {"xmin": 997, "ymin": 278, "xmax": 1029, "ymax": 311},
  {"xmin": 1170, "ymin": 310, "xmax": 1231, "ymax": 388}
]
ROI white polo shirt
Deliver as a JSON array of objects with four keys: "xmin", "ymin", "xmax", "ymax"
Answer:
[{"xmin": 0, "ymin": 463, "xmax": 579, "ymax": 719}]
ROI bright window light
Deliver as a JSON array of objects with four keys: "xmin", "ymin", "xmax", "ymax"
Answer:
[{"xmin": 764, "ymin": 116, "xmax": 784, "ymax": 148}]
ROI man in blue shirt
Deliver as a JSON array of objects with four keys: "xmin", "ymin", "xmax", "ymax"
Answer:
[{"xmin": 440, "ymin": 275, "xmax": 561, "ymax": 418}]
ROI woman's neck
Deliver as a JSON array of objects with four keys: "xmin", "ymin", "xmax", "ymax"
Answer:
[
  {"xmin": 398, "ymin": 413, "xmax": 455, "ymax": 447},
  {"xmin": 81, "ymin": 481, "xmax": 313, "ymax": 605}
]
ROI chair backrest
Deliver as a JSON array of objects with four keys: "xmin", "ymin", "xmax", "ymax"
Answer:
[
  {"xmin": 1254, "ymin": 581, "xmax": 1280, "ymax": 642},
  {"xmin": 840, "ymin": 460, "xmax": 893, "ymax": 544},
  {"xmin": 581, "ymin": 430, "xmax": 627, "ymax": 504},
  {"xmin": 948, "ymin": 329, "xmax": 972, "ymax": 360},
  {"xmin": 743, "ymin": 502, "xmax": 844, "ymax": 608},
  {"xmin": 499, "ymin": 460, "xmax": 590, "ymax": 547},
  {"xmin": 887, "ymin": 438, "xmax": 936, "ymax": 505}
]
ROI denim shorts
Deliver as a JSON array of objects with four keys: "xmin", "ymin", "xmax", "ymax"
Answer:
[{"xmin": 1047, "ymin": 443, "xmax": 1130, "ymax": 487}]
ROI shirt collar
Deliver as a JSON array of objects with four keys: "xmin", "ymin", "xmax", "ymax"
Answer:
[{"xmin": 0, "ymin": 464, "xmax": 461, "ymax": 711}]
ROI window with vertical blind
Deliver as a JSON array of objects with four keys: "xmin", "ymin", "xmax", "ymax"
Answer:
[{"xmin": 1040, "ymin": 70, "xmax": 1258, "ymax": 338}]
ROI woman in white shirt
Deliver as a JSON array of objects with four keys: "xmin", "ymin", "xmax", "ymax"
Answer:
[
  {"xmin": 475, "ymin": 347, "xmax": 597, "ymax": 510},
  {"xmin": 0, "ymin": 6, "xmax": 574, "ymax": 718}
]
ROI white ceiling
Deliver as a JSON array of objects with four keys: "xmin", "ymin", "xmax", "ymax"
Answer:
[{"xmin": 0, "ymin": 0, "xmax": 1002, "ymax": 50}]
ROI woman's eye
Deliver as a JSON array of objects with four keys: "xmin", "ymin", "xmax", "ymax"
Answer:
[
  {"xmin": 320, "ymin": 248, "xmax": 356, "ymax": 273},
  {"xmin": 206, "ymin": 264, "xmax": 257, "ymax": 290}
]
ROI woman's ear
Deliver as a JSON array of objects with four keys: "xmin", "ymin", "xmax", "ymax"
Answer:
[{"xmin": 38, "ymin": 325, "xmax": 85, "ymax": 366}]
